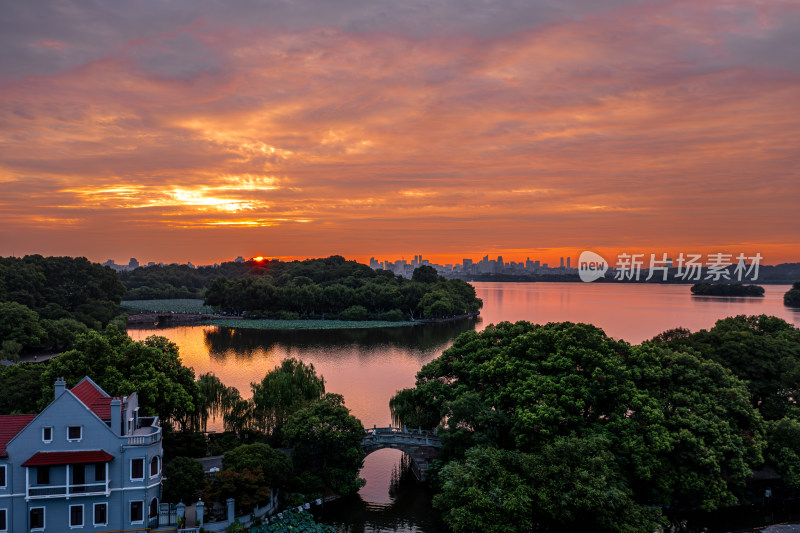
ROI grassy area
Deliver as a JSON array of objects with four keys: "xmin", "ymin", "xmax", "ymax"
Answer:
[
  {"xmin": 120, "ymin": 299, "xmax": 215, "ymax": 314},
  {"xmin": 202, "ymin": 319, "xmax": 416, "ymax": 330}
]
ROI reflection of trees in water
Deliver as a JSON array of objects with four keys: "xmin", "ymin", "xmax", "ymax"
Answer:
[
  {"xmin": 317, "ymin": 452, "xmax": 444, "ymax": 533},
  {"xmin": 691, "ymin": 296, "xmax": 764, "ymax": 304},
  {"xmin": 203, "ymin": 319, "xmax": 478, "ymax": 359},
  {"xmin": 388, "ymin": 453, "xmax": 418, "ymax": 499}
]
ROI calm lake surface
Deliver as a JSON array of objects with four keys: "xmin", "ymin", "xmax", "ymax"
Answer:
[{"xmin": 128, "ymin": 282, "xmax": 800, "ymax": 533}]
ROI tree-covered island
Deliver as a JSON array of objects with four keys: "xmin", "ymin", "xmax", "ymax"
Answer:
[
  {"xmin": 118, "ymin": 256, "xmax": 482, "ymax": 323},
  {"xmin": 785, "ymin": 282, "xmax": 800, "ymax": 307},
  {"xmin": 203, "ymin": 257, "xmax": 482, "ymax": 321}
]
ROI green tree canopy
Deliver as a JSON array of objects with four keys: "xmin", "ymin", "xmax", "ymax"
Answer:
[
  {"xmin": 434, "ymin": 441, "xmax": 661, "ymax": 533},
  {"xmin": 411, "ymin": 265, "xmax": 441, "ymax": 284},
  {"xmin": 391, "ymin": 321, "xmax": 766, "ymax": 530},
  {"xmin": 222, "ymin": 443, "xmax": 292, "ymax": 489},
  {"xmin": 0, "ymin": 255, "xmax": 125, "ymax": 328},
  {"xmin": 785, "ymin": 282, "xmax": 800, "ymax": 307},
  {"xmin": 0, "ymin": 362, "xmax": 46, "ymax": 414},
  {"xmin": 251, "ymin": 358, "xmax": 326, "ymax": 439},
  {"xmin": 650, "ymin": 314, "xmax": 800, "ymax": 420},
  {"xmin": 0, "ymin": 301, "xmax": 47, "ymax": 352},
  {"xmin": 195, "ymin": 373, "xmax": 248, "ymax": 432},
  {"xmin": 207, "ymin": 469, "xmax": 272, "ymax": 513},
  {"xmin": 39, "ymin": 327, "xmax": 200, "ymax": 430},
  {"xmin": 162, "ymin": 456, "xmax": 205, "ymax": 504},
  {"xmin": 283, "ymin": 393, "xmax": 366, "ymax": 495},
  {"xmin": 201, "ymin": 256, "xmax": 481, "ymax": 321}
]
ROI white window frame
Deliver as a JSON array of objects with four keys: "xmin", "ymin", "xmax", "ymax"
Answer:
[
  {"xmin": 42, "ymin": 426, "xmax": 53, "ymax": 443},
  {"xmin": 0, "ymin": 507, "xmax": 8, "ymax": 533},
  {"xmin": 130, "ymin": 500, "xmax": 144, "ymax": 525},
  {"xmin": 0, "ymin": 465, "xmax": 6, "ymax": 489},
  {"xmin": 69, "ymin": 503, "xmax": 84, "ymax": 529},
  {"xmin": 149, "ymin": 455, "xmax": 160, "ymax": 478},
  {"xmin": 93, "ymin": 502, "xmax": 108, "ymax": 527},
  {"xmin": 30, "ymin": 506, "xmax": 45, "ymax": 532},
  {"xmin": 130, "ymin": 458, "xmax": 145, "ymax": 481},
  {"xmin": 67, "ymin": 425, "xmax": 83, "ymax": 442}
]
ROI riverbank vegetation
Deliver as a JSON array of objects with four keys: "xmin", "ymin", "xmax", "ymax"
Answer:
[
  {"xmin": 390, "ymin": 315, "xmax": 800, "ymax": 532},
  {"xmin": 203, "ymin": 318, "xmax": 414, "ymax": 330},
  {"xmin": 188, "ymin": 360, "xmax": 366, "ymax": 498},
  {"xmin": 0, "ymin": 255, "xmax": 126, "ymax": 360},
  {"xmin": 690, "ymin": 283, "xmax": 765, "ymax": 296},
  {"xmin": 120, "ymin": 298, "xmax": 216, "ymax": 314}
]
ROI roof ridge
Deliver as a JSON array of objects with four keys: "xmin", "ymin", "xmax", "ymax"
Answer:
[{"xmin": 71, "ymin": 376, "xmax": 110, "ymax": 397}]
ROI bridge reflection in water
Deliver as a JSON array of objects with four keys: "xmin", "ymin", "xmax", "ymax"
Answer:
[{"xmin": 361, "ymin": 426, "xmax": 441, "ymax": 481}]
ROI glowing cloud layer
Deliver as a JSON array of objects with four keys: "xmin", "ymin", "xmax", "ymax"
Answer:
[{"xmin": 1, "ymin": 0, "xmax": 798, "ymax": 264}]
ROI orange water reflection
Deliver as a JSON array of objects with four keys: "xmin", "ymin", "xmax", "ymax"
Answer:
[
  {"xmin": 127, "ymin": 282, "xmax": 799, "ymax": 507},
  {"xmin": 475, "ymin": 282, "xmax": 799, "ymax": 343},
  {"xmin": 127, "ymin": 283, "xmax": 799, "ymax": 427}
]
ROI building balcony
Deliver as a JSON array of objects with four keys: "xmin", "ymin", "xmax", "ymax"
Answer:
[
  {"xmin": 125, "ymin": 416, "xmax": 162, "ymax": 446},
  {"xmin": 27, "ymin": 480, "xmax": 110, "ymax": 500}
]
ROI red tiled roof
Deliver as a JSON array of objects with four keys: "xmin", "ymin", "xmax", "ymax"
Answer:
[
  {"xmin": 22, "ymin": 450, "xmax": 114, "ymax": 467},
  {"xmin": 0, "ymin": 414, "xmax": 36, "ymax": 457},
  {"xmin": 71, "ymin": 378, "xmax": 114, "ymax": 420}
]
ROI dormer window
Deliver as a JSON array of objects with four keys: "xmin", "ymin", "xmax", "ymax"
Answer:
[
  {"xmin": 42, "ymin": 426, "xmax": 52, "ymax": 443},
  {"xmin": 67, "ymin": 426, "xmax": 82, "ymax": 442}
]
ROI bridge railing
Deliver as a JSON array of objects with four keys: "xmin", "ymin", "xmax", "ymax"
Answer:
[
  {"xmin": 364, "ymin": 426, "xmax": 436, "ymax": 437},
  {"xmin": 362, "ymin": 426, "xmax": 441, "ymax": 447}
]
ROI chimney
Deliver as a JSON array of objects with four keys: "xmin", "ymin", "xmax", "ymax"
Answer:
[
  {"xmin": 54, "ymin": 378, "xmax": 66, "ymax": 399},
  {"xmin": 110, "ymin": 398, "xmax": 122, "ymax": 436}
]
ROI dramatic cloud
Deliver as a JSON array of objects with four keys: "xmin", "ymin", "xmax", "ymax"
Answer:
[{"xmin": 1, "ymin": 0, "xmax": 798, "ymax": 264}]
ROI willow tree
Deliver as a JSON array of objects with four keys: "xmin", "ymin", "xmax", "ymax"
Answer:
[
  {"xmin": 250, "ymin": 358, "xmax": 326, "ymax": 439},
  {"xmin": 194, "ymin": 373, "xmax": 248, "ymax": 432}
]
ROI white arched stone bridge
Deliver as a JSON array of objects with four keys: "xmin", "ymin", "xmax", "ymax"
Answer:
[{"xmin": 361, "ymin": 426, "xmax": 442, "ymax": 481}]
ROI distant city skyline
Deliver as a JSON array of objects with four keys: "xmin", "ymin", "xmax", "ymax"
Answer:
[{"xmin": 94, "ymin": 249, "xmax": 794, "ymax": 274}]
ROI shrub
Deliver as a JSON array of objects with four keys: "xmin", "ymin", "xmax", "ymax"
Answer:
[
  {"xmin": 381, "ymin": 309, "xmax": 405, "ymax": 321},
  {"xmin": 340, "ymin": 305, "xmax": 368, "ymax": 321}
]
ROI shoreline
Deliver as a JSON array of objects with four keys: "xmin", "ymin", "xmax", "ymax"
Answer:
[{"xmin": 125, "ymin": 312, "xmax": 480, "ymax": 331}]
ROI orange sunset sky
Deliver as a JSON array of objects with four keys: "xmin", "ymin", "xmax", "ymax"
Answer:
[{"xmin": 0, "ymin": 0, "xmax": 798, "ymax": 267}]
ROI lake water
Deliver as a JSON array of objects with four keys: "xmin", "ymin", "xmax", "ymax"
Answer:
[{"xmin": 127, "ymin": 282, "xmax": 800, "ymax": 532}]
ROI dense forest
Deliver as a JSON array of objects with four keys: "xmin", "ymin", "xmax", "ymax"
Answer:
[
  {"xmin": 203, "ymin": 257, "xmax": 482, "ymax": 320},
  {"xmin": 119, "ymin": 261, "xmax": 252, "ymax": 299},
  {"xmin": 690, "ymin": 283, "xmax": 765, "ymax": 296},
  {"xmin": 0, "ymin": 255, "xmax": 126, "ymax": 359},
  {"xmin": 390, "ymin": 315, "xmax": 800, "ymax": 532}
]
